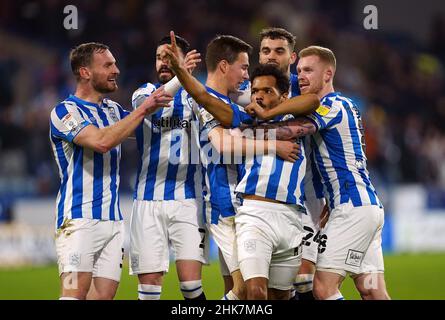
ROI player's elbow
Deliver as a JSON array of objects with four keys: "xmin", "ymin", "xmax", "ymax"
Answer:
[
  {"xmin": 94, "ymin": 137, "xmax": 115, "ymax": 154},
  {"xmin": 93, "ymin": 143, "xmax": 112, "ymax": 154},
  {"xmin": 218, "ymin": 116, "xmax": 233, "ymax": 128}
]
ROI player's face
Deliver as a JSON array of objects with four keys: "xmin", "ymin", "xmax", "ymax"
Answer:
[
  {"xmin": 259, "ymin": 38, "xmax": 296, "ymax": 74},
  {"xmin": 226, "ymin": 52, "xmax": 250, "ymax": 93},
  {"xmin": 156, "ymin": 44, "xmax": 185, "ymax": 84},
  {"xmin": 251, "ymin": 75, "xmax": 286, "ymax": 110},
  {"xmin": 89, "ymin": 50, "xmax": 120, "ymax": 93},
  {"xmin": 297, "ymin": 55, "xmax": 326, "ymax": 95}
]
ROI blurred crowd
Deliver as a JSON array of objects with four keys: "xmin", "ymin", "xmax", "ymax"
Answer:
[{"xmin": 1, "ymin": 0, "xmax": 445, "ymax": 202}]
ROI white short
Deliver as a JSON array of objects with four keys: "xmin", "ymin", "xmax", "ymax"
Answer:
[
  {"xmin": 301, "ymin": 197, "xmax": 326, "ymax": 264},
  {"xmin": 205, "ymin": 203, "xmax": 239, "ymax": 275},
  {"xmin": 55, "ymin": 218, "xmax": 124, "ymax": 282},
  {"xmin": 235, "ymin": 200, "xmax": 304, "ymax": 290},
  {"xmin": 129, "ymin": 199, "xmax": 208, "ymax": 275},
  {"xmin": 316, "ymin": 201, "xmax": 385, "ymax": 277}
]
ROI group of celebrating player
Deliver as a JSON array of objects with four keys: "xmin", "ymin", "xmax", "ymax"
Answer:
[{"xmin": 49, "ymin": 26, "xmax": 390, "ymax": 300}]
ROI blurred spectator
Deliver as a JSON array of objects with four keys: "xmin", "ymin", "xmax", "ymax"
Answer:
[{"xmin": 0, "ymin": 0, "xmax": 444, "ymax": 205}]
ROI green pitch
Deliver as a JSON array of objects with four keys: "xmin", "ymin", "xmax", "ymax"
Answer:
[{"xmin": 0, "ymin": 253, "xmax": 444, "ymax": 300}]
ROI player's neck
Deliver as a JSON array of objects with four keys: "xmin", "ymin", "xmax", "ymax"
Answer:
[
  {"xmin": 317, "ymin": 84, "xmax": 335, "ymax": 100},
  {"xmin": 74, "ymin": 84, "xmax": 104, "ymax": 105},
  {"xmin": 206, "ymin": 75, "xmax": 228, "ymax": 96}
]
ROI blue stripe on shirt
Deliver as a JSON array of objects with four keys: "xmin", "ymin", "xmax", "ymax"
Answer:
[
  {"xmin": 78, "ymin": 104, "xmax": 105, "ymax": 220},
  {"xmin": 311, "ymin": 135, "xmax": 335, "ymax": 209},
  {"xmin": 265, "ymin": 157, "xmax": 284, "ymax": 200},
  {"xmin": 164, "ymin": 91, "xmax": 184, "ymax": 199},
  {"xmin": 244, "ymin": 157, "xmax": 260, "ymax": 195},
  {"xmin": 143, "ymin": 109, "xmax": 163, "ymax": 199},
  {"xmin": 286, "ymin": 156, "xmax": 303, "ymax": 203},
  {"xmin": 133, "ymin": 123, "xmax": 145, "ymax": 199},
  {"xmin": 323, "ymin": 128, "xmax": 362, "ymax": 206},
  {"xmin": 96, "ymin": 106, "xmax": 118, "ymax": 220},
  {"xmin": 71, "ymin": 146, "xmax": 84, "ymax": 218},
  {"xmin": 343, "ymin": 100, "xmax": 379, "ymax": 206},
  {"xmin": 50, "ymin": 133, "xmax": 69, "ymax": 228}
]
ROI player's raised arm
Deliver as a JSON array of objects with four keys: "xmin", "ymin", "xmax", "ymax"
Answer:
[
  {"xmin": 245, "ymin": 93, "xmax": 319, "ymax": 121},
  {"xmin": 74, "ymin": 86, "xmax": 172, "ymax": 153},
  {"xmin": 162, "ymin": 31, "xmax": 234, "ymax": 127}
]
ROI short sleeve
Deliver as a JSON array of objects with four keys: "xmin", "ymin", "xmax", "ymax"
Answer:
[
  {"xmin": 231, "ymin": 103, "xmax": 254, "ymax": 128},
  {"xmin": 50, "ymin": 101, "xmax": 91, "ymax": 142},
  {"xmin": 131, "ymin": 83, "xmax": 157, "ymax": 109},
  {"xmin": 197, "ymin": 104, "xmax": 221, "ymax": 132},
  {"xmin": 306, "ymin": 99, "xmax": 343, "ymax": 131},
  {"xmin": 186, "ymin": 95, "xmax": 221, "ymax": 134}
]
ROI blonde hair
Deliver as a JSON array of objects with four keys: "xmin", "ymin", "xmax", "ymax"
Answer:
[{"xmin": 298, "ymin": 46, "xmax": 336, "ymax": 69}]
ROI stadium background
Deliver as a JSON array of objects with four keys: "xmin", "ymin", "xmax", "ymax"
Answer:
[{"xmin": 1, "ymin": 0, "xmax": 445, "ymax": 299}]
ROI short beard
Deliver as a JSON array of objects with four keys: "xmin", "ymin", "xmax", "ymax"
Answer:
[
  {"xmin": 157, "ymin": 73, "xmax": 173, "ymax": 84},
  {"xmin": 91, "ymin": 78, "xmax": 117, "ymax": 94}
]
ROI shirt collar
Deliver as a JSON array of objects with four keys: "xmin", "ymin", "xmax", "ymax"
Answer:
[
  {"xmin": 205, "ymin": 86, "xmax": 231, "ymax": 102},
  {"xmin": 69, "ymin": 94, "xmax": 106, "ymax": 109}
]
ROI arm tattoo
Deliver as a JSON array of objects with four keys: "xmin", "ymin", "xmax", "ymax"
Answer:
[{"xmin": 253, "ymin": 117, "xmax": 317, "ymax": 140}]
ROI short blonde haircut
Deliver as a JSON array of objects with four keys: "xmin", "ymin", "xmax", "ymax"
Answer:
[{"xmin": 298, "ymin": 46, "xmax": 336, "ymax": 69}]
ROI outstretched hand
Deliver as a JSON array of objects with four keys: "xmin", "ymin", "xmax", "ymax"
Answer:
[
  {"xmin": 160, "ymin": 31, "xmax": 182, "ymax": 70},
  {"xmin": 162, "ymin": 31, "xmax": 201, "ymax": 74}
]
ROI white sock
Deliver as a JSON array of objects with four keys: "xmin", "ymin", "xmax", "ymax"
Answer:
[
  {"xmin": 59, "ymin": 297, "xmax": 79, "ymax": 300},
  {"xmin": 222, "ymin": 290, "xmax": 239, "ymax": 300},
  {"xmin": 326, "ymin": 291, "xmax": 344, "ymax": 300},
  {"xmin": 294, "ymin": 274, "xmax": 314, "ymax": 293},
  {"xmin": 180, "ymin": 280, "xmax": 203, "ymax": 299},
  {"xmin": 138, "ymin": 284, "xmax": 162, "ymax": 300}
]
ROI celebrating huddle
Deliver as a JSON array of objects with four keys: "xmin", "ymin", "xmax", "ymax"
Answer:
[{"xmin": 49, "ymin": 27, "xmax": 390, "ymax": 300}]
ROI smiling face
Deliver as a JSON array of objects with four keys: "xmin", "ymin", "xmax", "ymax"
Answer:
[
  {"xmin": 156, "ymin": 44, "xmax": 185, "ymax": 84},
  {"xmin": 297, "ymin": 54, "xmax": 328, "ymax": 95},
  {"xmin": 251, "ymin": 75, "xmax": 286, "ymax": 110},
  {"xmin": 226, "ymin": 52, "xmax": 250, "ymax": 93},
  {"xmin": 87, "ymin": 49, "xmax": 120, "ymax": 93},
  {"xmin": 259, "ymin": 37, "xmax": 296, "ymax": 74}
]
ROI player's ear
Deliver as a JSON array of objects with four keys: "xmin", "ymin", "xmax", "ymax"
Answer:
[
  {"xmin": 280, "ymin": 91, "xmax": 289, "ymax": 102},
  {"xmin": 219, "ymin": 60, "xmax": 228, "ymax": 74},
  {"xmin": 324, "ymin": 67, "xmax": 333, "ymax": 83},
  {"xmin": 290, "ymin": 51, "xmax": 297, "ymax": 65},
  {"xmin": 79, "ymin": 66, "xmax": 91, "ymax": 81}
]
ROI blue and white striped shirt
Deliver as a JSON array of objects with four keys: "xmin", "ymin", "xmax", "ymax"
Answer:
[
  {"xmin": 235, "ymin": 114, "xmax": 306, "ymax": 206},
  {"xmin": 187, "ymin": 87, "xmax": 243, "ymax": 224},
  {"xmin": 49, "ymin": 95, "xmax": 128, "ymax": 229},
  {"xmin": 303, "ymin": 136, "xmax": 325, "ymax": 202},
  {"xmin": 131, "ymin": 83, "xmax": 201, "ymax": 201},
  {"xmin": 306, "ymin": 92, "xmax": 382, "ymax": 209}
]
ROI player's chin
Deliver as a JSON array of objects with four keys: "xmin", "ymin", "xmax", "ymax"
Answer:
[
  {"xmin": 158, "ymin": 73, "xmax": 174, "ymax": 84},
  {"xmin": 98, "ymin": 83, "xmax": 118, "ymax": 93},
  {"xmin": 108, "ymin": 82, "xmax": 118, "ymax": 92}
]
